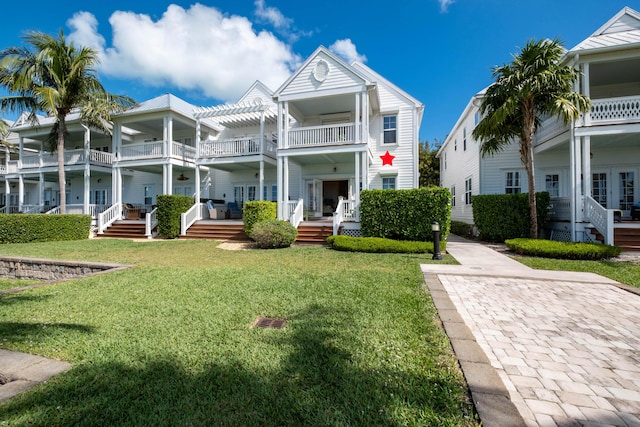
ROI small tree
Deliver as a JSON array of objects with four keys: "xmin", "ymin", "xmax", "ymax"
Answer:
[
  {"xmin": 418, "ymin": 139, "xmax": 441, "ymax": 187},
  {"xmin": 472, "ymin": 39, "xmax": 590, "ymax": 238}
]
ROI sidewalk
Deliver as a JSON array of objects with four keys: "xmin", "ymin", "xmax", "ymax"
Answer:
[{"xmin": 422, "ymin": 235, "xmax": 640, "ymax": 427}]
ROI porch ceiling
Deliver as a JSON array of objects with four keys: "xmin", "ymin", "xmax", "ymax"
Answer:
[
  {"xmin": 291, "ymin": 93, "xmax": 354, "ymax": 117},
  {"xmin": 286, "ymin": 151, "xmax": 358, "ymax": 166},
  {"xmin": 590, "ymin": 58, "xmax": 640, "ymax": 89}
]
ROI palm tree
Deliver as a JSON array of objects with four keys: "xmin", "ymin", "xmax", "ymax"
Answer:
[
  {"xmin": 472, "ymin": 38, "xmax": 591, "ymax": 238},
  {"xmin": 0, "ymin": 30, "xmax": 135, "ymax": 213}
]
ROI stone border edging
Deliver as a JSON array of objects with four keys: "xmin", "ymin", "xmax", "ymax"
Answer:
[
  {"xmin": 423, "ymin": 273, "xmax": 527, "ymax": 427},
  {"xmin": 0, "ymin": 256, "xmax": 131, "ymax": 295}
]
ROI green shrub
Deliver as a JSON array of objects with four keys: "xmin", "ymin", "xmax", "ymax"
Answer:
[
  {"xmin": 505, "ymin": 238, "xmax": 622, "ymax": 260},
  {"xmin": 327, "ymin": 235, "xmax": 445, "ymax": 254},
  {"xmin": 252, "ymin": 220, "xmax": 298, "ymax": 249},
  {"xmin": 450, "ymin": 220, "xmax": 475, "ymax": 239},
  {"xmin": 243, "ymin": 201, "xmax": 277, "ymax": 239},
  {"xmin": 0, "ymin": 214, "xmax": 91, "ymax": 243},
  {"xmin": 359, "ymin": 187, "xmax": 451, "ymax": 241},
  {"xmin": 156, "ymin": 194, "xmax": 194, "ymax": 239},
  {"xmin": 472, "ymin": 192, "xmax": 550, "ymax": 242}
]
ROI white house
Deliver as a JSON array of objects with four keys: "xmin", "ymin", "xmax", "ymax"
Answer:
[
  {"xmin": 438, "ymin": 7, "xmax": 640, "ymax": 249},
  {"xmin": 0, "ymin": 46, "xmax": 424, "ymax": 239}
]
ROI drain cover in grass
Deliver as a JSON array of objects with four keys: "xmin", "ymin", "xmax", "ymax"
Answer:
[{"xmin": 254, "ymin": 317, "xmax": 287, "ymax": 329}]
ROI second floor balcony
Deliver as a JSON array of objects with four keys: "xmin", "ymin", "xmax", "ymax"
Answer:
[
  {"xmin": 0, "ymin": 161, "xmax": 19, "ymax": 175},
  {"xmin": 584, "ymin": 95, "xmax": 640, "ymax": 126},
  {"xmin": 119, "ymin": 141, "xmax": 196, "ymax": 162},
  {"xmin": 286, "ymin": 123, "xmax": 359, "ymax": 148},
  {"xmin": 21, "ymin": 148, "xmax": 113, "ymax": 169},
  {"xmin": 199, "ymin": 135, "xmax": 277, "ymax": 159}
]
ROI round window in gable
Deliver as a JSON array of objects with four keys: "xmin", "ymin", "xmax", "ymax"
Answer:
[{"xmin": 313, "ymin": 60, "xmax": 329, "ymax": 82}]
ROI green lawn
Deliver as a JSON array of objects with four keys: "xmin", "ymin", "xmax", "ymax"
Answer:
[
  {"xmin": 0, "ymin": 239, "xmax": 478, "ymax": 426},
  {"xmin": 514, "ymin": 255, "xmax": 640, "ymax": 288}
]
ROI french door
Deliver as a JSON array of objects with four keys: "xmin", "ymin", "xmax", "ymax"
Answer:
[
  {"xmin": 617, "ymin": 171, "xmax": 635, "ymax": 216},
  {"xmin": 592, "ymin": 173, "xmax": 607, "ymax": 208},
  {"xmin": 305, "ymin": 179, "xmax": 322, "ymax": 218}
]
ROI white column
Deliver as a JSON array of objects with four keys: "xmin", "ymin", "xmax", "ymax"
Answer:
[
  {"xmin": 259, "ymin": 161, "xmax": 265, "ymax": 201},
  {"xmin": 83, "ymin": 125, "xmax": 91, "ymax": 214},
  {"xmin": 277, "ymin": 156, "xmax": 283, "ymax": 219},
  {"xmin": 583, "ymin": 135, "xmax": 591, "ymax": 201},
  {"xmin": 195, "ymin": 167, "xmax": 201, "ymax": 218},
  {"xmin": 195, "ymin": 120, "xmax": 201, "ymax": 158},
  {"xmin": 18, "ymin": 174, "xmax": 24, "ymax": 210},
  {"xmin": 582, "ymin": 62, "xmax": 590, "ymax": 127},
  {"xmin": 355, "ymin": 93, "xmax": 360, "ymax": 142},
  {"xmin": 362, "ymin": 151, "xmax": 368, "ymax": 190},
  {"xmin": 354, "ymin": 152, "xmax": 360, "ymax": 209},
  {"xmin": 283, "ymin": 156, "xmax": 289, "ymax": 218},
  {"xmin": 284, "ymin": 102, "xmax": 289, "ymax": 149},
  {"xmin": 38, "ymin": 172, "xmax": 44, "ymax": 207}
]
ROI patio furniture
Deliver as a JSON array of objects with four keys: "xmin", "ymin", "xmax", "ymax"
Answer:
[
  {"xmin": 227, "ymin": 202, "xmax": 243, "ymax": 219},
  {"xmin": 124, "ymin": 203, "xmax": 141, "ymax": 220},
  {"xmin": 206, "ymin": 200, "xmax": 228, "ymax": 219}
]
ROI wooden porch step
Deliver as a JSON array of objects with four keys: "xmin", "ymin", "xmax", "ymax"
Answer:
[
  {"xmin": 589, "ymin": 225, "xmax": 640, "ymax": 252},
  {"xmin": 98, "ymin": 221, "xmax": 148, "ymax": 239},
  {"xmin": 182, "ymin": 221, "xmax": 249, "ymax": 241},
  {"xmin": 296, "ymin": 223, "xmax": 333, "ymax": 245}
]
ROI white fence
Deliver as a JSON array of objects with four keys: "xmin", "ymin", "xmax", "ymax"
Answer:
[{"xmin": 588, "ymin": 95, "xmax": 640, "ymax": 125}]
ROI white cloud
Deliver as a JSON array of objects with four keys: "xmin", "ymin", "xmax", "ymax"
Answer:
[
  {"xmin": 329, "ymin": 39, "xmax": 367, "ymax": 64},
  {"xmin": 254, "ymin": 0, "xmax": 292, "ymax": 30},
  {"xmin": 439, "ymin": 0, "xmax": 455, "ymax": 12},
  {"xmin": 67, "ymin": 4, "xmax": 301, "ymax": 102}
]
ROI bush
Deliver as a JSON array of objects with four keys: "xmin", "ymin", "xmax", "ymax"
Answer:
[
  {"xmin": 156, "ymin": 194, "xmax": 194, "ymax": 239},
  {"xmin": 472, "ymin": 192, "xmax": 550, "ymax": 242},
  {"xmin": 359, "ymin": 187, "xmax": 451, "ymax": 241},
  {"xmin": 505, "ymin": 238, "xmax": 622, "ymax": 260},
  {"xmin": 327, "ymin": 235, "xmax": 445, "ymax": 254},
  {"xmin": 243, "ymin": 201, "xmax": 277, "ymax": 239},
  {"xmin": 0, "ymin": 214, "xmax": 91, "ymax": 243},
  {"xmin": 252, "ymin": 220, "xmax": 298, "ymax": 249},
  {"xmin": 450, "ymin": 220, "xmax": 475, "ymax": 239}
]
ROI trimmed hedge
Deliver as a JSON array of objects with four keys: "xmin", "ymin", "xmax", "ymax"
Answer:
[
  {"xmin": 505, "ymin": 238, "xmax": 622, "ymax": 260},
  {"xmin": 327, "ymin": 235, "xmax": 444, "ymax": 254},
  {"xmin": 0, "ymin": 214, "xmax": 91, "ymax": 243},
  {"xmin": 252, "ymin": 220, "xmax": 297, "ymax": 249},
  {"xmin": 156, "ymin": 194, "xmax": 194, "ymax": 239},
  {"xmin": 243, "ymin": 201, "xmax": 277, "ymax": 239},
  {"xmin": 450, "ymin": 220, "xmax": 475, "ymax": 239},
  {"xmin": 359, "ymin": 187, "xmax": 451, "ymax": 241},
  {"xmin": 472, "ymin": 192, "xmax": 550, "ymax": 242}
]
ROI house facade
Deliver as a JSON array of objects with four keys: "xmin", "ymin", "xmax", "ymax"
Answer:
[
  {"xmin": 0, "ymin": 46, "xmax": 424, "ymax": 237},
  {"xmin": 438, "ymin": 7, "xmax": 640, "ymax": 248}
]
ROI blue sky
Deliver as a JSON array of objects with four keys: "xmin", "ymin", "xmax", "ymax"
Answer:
[{"xmin": 1, "ymin": 0, "xmax": 638, "ymax": 144}]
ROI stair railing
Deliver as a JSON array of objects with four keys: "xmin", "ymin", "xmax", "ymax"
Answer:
[
  {"xmin": 181, "ymin": 203, "xmax": 202, "ymax": 236},
  {"xmin": 145, "ymin": 207, "xmax": 158, "ymax": 238},
  {"xmin": 289, "ymin": 198, "xmax": 304, "ymax": 228},
  {"xmin": 98, "ymin": 203, "xmax": 122, "ymax": 234}
]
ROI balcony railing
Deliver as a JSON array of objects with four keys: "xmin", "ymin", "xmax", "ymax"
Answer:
[
  {"xmin": 586, "ymin": 95, "xmax": 640, "ymax": 125},
  {"xmin": 21, "ymin": 149, "xmax": 114, "ymax": 168},
  {"xmin": 0, "ymin": 161, "xmax": 18, "ymax": 174},
  {"xmin": 287, "ymin": 123, "xmax": 357, "ymax": 148},
  {"xmin": 119, "ymin": 141, "xmax": 196, "ymax": 162},
  {"xmin": 199, "ymin": 135, "xmax": 277, "ymax": 158}
]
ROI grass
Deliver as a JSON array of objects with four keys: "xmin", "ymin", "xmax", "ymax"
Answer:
[
  {"xmin": 0, "ymin": 239, "xmax": 478, "ymax": 426},
  {"xmin": 0, "ymin": 279, "xmax": 39, "ymax": 292},
  {"xmin": 514, "ymin": 255, "xmax": 640, "ymax": 288}
]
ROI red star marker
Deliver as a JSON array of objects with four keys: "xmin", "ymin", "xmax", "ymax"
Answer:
[{"xmin": 380, "ymin": 150, "xmax": 395, "ymax": 166}]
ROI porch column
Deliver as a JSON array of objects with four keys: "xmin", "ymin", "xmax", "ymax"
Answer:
[
  {"xmin": 163, "ymin": 163, "xmax": 172, "ymax": 195},
  {"xmin": 163, "ymin": 116, "xmax": 173, "ymax": 158},
  {"xmin": 582, "ymin": 63, "xmax": 590, "ymax": 126},
  {"xmin": 362, "ymin": 91, "xmax": 369, "ymax": 143},
  {"xmin": 283, "ymin": 102, "xmax": 289, "ymax": 149},
  {"xmin": 283, "ymin": 156, "xmax": 289, "ymax": 219},
  {"xmin": 195, "ymin": 120, "xmax": 201, "ymax": 158},
  {"xmin": 18, "ymin": 136, "xmax": 23, "ymax": 169},
  {"xmin": 355, "ymin": 93, "xmax": 360, "ymax": 142},
  {"xmin": 361, "ymin": 151, "xmax": 368, "ymax": 190},
  {"xmin": 83, "ymin": 125, "xmax": 91, "ymax": 214},
  {"xmin": 277, "ymin": 103, "xmax": 283, "ymax": 150},
  {"xmin": 38, "ymin": 172, "xmax": 44, "ymax": 208},
  {"xmin": 259, "ymin": 161, "xmax": 265, "ymax": 201},
  {"xmin": 582, "ymin": 135, "xmax": 591, "ymax": 203},
  {"xmin": 195, "ymin": 167, "xmax": 201, "ymax": 219},
  {"xmin": 354, "ymin": 152, "xmax": 360, "ymax": 209},
  {"xmin": 112, "ymin": 122, "xmax": 121, "ymax": 161},
  {"xmin": 18, "ymin": 174, "xmax": 24, "ymax": 211},
  {"xmin": 277, "ymin": 156, "xmax": 283, "ymax": 219}
]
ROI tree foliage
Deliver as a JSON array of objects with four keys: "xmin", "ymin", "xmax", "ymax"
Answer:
[
  {"xmin": 472, "ymin": 38, "xmax": 591, "ymax": 238},
  {"xmin": 0, "ymin": 30, "xmax": 136, "ymax": 212},
  {"xmin": 418, "ymin": 139, "xmax": 440, "ymax": 187}
]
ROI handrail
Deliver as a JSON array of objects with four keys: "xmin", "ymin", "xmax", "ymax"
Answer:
[
  {"xmin": 98, "ymin": 202, "xmax": 122, "ymax": 234},
  {"xmin": 145, "ymin": 207, "xmax": 158, "ymax": 238},
  {"xmin": 181, "ymin": 202, "xmax": 202, "ymax": 235},
  {"xmin": 333, "ymin": 197, "xmax": 357, "ymax": 235},
  {"xmin": 45, "ymin": 206, "xmax": 60, "ymax": 214},
  {"xmin": 288, "ymin": 123, "xmax": 357, "ymax": 147},
  {"xmin": 199, "ymin": 134, "xmax": 276, "ymax": 158},
  {"xmin": 585, "ymin": 195, "xmax": 614, "ymax": 245},
  {"xmin": 21, "ymin": 204, "xmax": 43, "ymax": 214},
  {"xmin": 0, "ymin": 206, "xmax": 7, "ymax": 214},
  {"xmin": 289, "ymin": 198, "xmax": 304, "ymax": 228}
]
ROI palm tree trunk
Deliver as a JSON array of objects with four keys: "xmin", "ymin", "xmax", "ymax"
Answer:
[
  {"xmin": 522, "ymin": 107, "xmax": 538, "ymax": 239},
  {"xmin": 57, "ymin": 120, "xmax": 66, "ymax": 214}
]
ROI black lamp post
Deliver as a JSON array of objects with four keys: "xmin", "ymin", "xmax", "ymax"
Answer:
[{"xmin": 432, "ymin": 221, "xmax": 442, "ymax": 260}]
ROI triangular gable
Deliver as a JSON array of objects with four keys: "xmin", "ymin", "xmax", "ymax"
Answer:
[
  {"xmin": 274, "ymin": 46, "xmax": 372, "ymax": 100},
  {"xmin": 237, "ymin": 81, "xmax": 274, "ymax": 106},
  {"xmin": 571, "ymin": 7, "xmax": 640, "ymax": 52},
  {"xmin": 352, "ymin": 61, "xmax": 424, "ymax": 113}
]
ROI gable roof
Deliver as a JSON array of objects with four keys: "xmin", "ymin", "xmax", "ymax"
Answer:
[
  {"xmin": 570, "ymin": 7, "xmax": 640, "ymax": 53},
  {"xmin": 114, "ymin": 93, "xmax": 195, "ymax": 118}
]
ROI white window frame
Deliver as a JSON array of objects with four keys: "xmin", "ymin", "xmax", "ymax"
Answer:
[
  {"xmin": 382, "ymin": 176, "xmax": 397, "ymax": 190},
  {"xmin": 545, "ymin": 174, "xmax": 559, "ymax": 197},
  {"xmin": 382, "ymin": 114, "xmax": 397, "ymax": 145},
  {"xmin": 451, "ymin": 185, "xmax": 456, "ymax": 207},
  {"xmin": 465, "ymin": 177, "xmax": 472, "ymax": 205},
  {"xmin": 505, "ymin": 171, "xmax": 521, "ymax": 194}
]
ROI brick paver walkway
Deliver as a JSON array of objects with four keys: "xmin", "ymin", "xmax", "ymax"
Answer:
[{"xmin": 423, "ymin": 237, "xmax": 640, "ymax": 427}]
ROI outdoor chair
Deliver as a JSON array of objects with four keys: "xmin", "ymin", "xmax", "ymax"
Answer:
[
  {"xmin": 124, "ymin": 203, "xmax": 142, "ymax": 220},
  {"xmin": 227, "ymin": 202, "xmax": 243, "ymax": 219}
]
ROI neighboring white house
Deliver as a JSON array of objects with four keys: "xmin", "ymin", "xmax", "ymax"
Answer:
[
  {"xmin": 438, "ymin": 6, "xmax": 640, "ymax": 247},
  {"xmin": 0, "ymin": 46, "xmax": 424, "ymax": 237}
]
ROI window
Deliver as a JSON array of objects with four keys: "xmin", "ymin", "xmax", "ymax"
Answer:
[
  {"xmin": 382, "ymin": 176, "xmax": 396, "ymax": 190},
  {"xmin": 463, "ymin": 128, "xmax": 467, "ymax": 151},
  {"xmin": 444, "ymin": 152, "xmax": 447, "ymax": 170},
  {"xmin": 505, "ymin": 171, "xmax": 521, "ymax": 194},
  {"xmin": 144, "ymin": 185, "xmax": 153, "ymax": 206},
  {"xmin": 454, "ymin": 139, "xmax": 457, "ymax": 151},
  {"xmin": 451, "ymin": 186, "xmax": 456, "ymax": 207},
  {"xmin": 474, "ymin": 111, "xmax": 481, "ymax": 126},
  {"xmin": 545, "ymin": 174, "xmax": 559, "ymax": 197},
  {"xmin": 383, "ymin": 115, "xmax": 397, "ymax": 144},
  {"xmin": 247, "ymin": 185, "xmax": 256, "ymax": 201},
  {"xmin": 465, "ymin": 177, "xmax": 472, "ymax": 205},
  {"xmin": 592, "ymin": 173, "xmax": 607, "ymax": 207}
]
